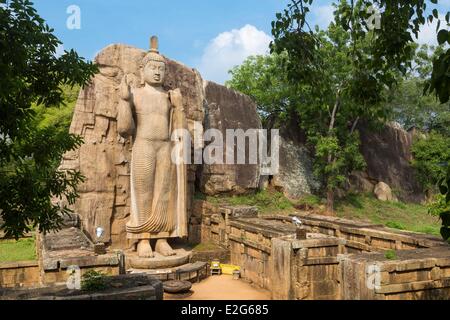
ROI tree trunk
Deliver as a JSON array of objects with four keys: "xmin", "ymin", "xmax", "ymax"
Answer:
[
  {"xmin": 326, "ymin": 187, "xmax": 335, "ymax": 216},
  {"xmin": 324, "ymin": 89, "xmax": 340, "ymax": 217}
]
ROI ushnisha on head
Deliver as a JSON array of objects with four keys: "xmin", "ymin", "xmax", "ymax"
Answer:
[{"xmin": 141, "ymin": 36, "xmax": 166, "ymax": 86}]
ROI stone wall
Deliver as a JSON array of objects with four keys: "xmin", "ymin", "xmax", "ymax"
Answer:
[
  {"xmin": 340, "ymin": 248, "xmax": 450, "ymax": 300},
  {"xmin": 0, "ymin": 261, "xmax": 40, "ymax": 288},
  {"xmin": 193, "ymin": 199, "xmax": 450, "ymax": 300}
]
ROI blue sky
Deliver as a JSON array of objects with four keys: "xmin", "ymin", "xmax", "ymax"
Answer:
[{"xmin": 32, "ymin": 0, "xmax": 450, "ymax": 84}]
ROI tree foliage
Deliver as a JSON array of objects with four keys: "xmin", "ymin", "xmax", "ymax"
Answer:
[
  {"xmin": 411, "ymin": 132, "xmax": 450, "ymax": 193},
  {"xmin": 227, "ymin": 53, "xmax": 295, "ymax": 128},
  {"xmin": 388, "ymin": 45, "xmax": 450, "ymax": 135},
  {"xmin": 270, "ymin": 0, "xmax": 416, "ymax": 212},
  {"xmin": 0, "ymin": 0, "xmax": 97, "ymax": 238}
]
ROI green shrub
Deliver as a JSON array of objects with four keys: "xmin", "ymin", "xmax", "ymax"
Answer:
[
  {"xmin": 384, "ymin": 250, "xmax": 397, "ymax": 260},
  {"xmin": 81, "ymin": 270, "xmax": 107, "ymax": 292},
  {"xmin": 411, "ymin": 132, "xmax": 450, "ymax": 193},
  {"xmin": 385, "ymin": 221, "xmax": 405, "ymax": 230}
]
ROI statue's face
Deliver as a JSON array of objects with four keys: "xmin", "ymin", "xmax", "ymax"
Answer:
[{"xmin": 143, "ymin": 60, "xmax": 166, "ymax": 86}]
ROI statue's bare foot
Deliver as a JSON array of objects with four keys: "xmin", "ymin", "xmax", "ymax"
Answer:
[
  {"xmin": 137, "ymin": 240, "xmax": 154, "ymax": 258},
  {"xmin": 155, "ymin": 239, "xmax": 176, "ymax": 256}
]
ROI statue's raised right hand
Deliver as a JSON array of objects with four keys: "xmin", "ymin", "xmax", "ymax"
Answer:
[{"xmin": 120, "ymin": 74, "xmax": 131, "ymax": 101}]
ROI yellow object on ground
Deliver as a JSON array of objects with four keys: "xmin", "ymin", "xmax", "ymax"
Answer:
[
  {"xmin": 220, "ymin": 264, "xmax": 240, "ymax": 275},
  {"xmin": 210, "ymin": 260, "xmax": 222, "ymax": 275}
]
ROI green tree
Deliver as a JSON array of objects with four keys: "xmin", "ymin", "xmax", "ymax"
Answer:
[
  {"xmin": 387, "ymin": 44, "xmax": 450, "ymax": 135},
  {"xmin": 422, "ymin": 5, "xmax": 450, "ymax": 242},
  {"xmin": 32, "ymin": 85, "xmax": 80, "ymax": 135},
  {"xmin": 0, "ymin": 0, "xmax": 97, "ymax": 239},
  {"xmin": 271, "ymin": 1, "xmax": 407, "ymax": 213},
  {"xmin": 411, "ymin": 132, "xmax": 450, "ymax": 194},
  {"xmin": 226, "ymin": 53, "xmax": 296, "ymax": 128}
]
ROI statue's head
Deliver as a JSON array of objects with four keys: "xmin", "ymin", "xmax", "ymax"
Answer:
[{"xmin": 141, "ymin": 36, "xmax": 166, "ymax": 86}]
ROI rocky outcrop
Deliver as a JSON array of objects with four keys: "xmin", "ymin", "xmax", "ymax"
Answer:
[
  {"xmin": 198, "ymin": 81, "xmax": 262, "ymax": 195},
  {"xmin": 271, "ymin": 136, "xmax": 319, "ymax": 198},
  {"xmin": 359, "ymin": 122, "xmax": 424, "ymax": 202},
  {"xmin": 269, "ymin": 120, "xmax": 423, "ymax": 202}
]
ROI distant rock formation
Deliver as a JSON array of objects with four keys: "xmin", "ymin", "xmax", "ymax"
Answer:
[{"xmin": 270, "ymin": 120, "xmax": 424, "ymax": 203}]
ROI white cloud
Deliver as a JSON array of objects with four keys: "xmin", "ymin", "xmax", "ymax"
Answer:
[{"xmin": 197, "ymin": 24, "xmax": 272, "ymax": 84}]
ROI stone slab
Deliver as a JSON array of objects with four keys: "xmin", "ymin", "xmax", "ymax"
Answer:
[{"xmin": 126, "ymin": 249, "xmax": 191, "ymax": 269}]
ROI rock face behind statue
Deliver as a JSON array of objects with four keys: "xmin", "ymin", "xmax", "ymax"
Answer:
[
  {"xmin": 60, "ymin": 44, "xmax": 262, "ymax": 249},
  {"xmin": 60, "ymin": 44, "xmax": 204, "ymax": 249},
  {"xmin": 199, "ymin": 81, "xmax": 262, "ymax": 195}
]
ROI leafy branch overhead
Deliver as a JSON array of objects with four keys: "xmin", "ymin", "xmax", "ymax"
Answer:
[
  {"xmin": 269, "ymin": 0, "xmax": 450, "ymax": 233},
  {"xmin": 0, "ymin": 0, "xmax": 98, "ymax": 238}
]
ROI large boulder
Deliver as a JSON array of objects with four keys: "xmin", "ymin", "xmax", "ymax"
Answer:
[
  {"xmin": 359, "ymin": 122, "xmax": 424, "ymax": 202},
  {"xmin": 374, "ymin": 182, "xmax": 396, "ymax": 202},
  {"xmin": 198, "ymin": 81, "xmax": 262, "ymax": 195}
]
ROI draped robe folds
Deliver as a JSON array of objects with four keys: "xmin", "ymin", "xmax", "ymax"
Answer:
[{"xmin": 119, "ymin": 85, "xmax": 188, "ymax": 241}]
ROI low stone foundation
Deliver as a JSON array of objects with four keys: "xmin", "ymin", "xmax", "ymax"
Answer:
[
  {"xmin": 0, "ymin": 274, "xmax": 163, "ymax": 300},
  {"xmin": 193, "ymin": 199, "xmax": 450, "ymax": 300},
  {"xmin": 0, "ymin": 261, "xmax": 40, "ymax": 289}
]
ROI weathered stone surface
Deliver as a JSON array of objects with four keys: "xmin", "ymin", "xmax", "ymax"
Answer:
[
  {"xmin": 0, "ymin": 274, "xmax": 163, "ymax": 300},
  {"xmin": 163, "ymin": 280, "xmax": 192, "ymax": 293},
  {"xmin": 374, "ymin": 181, "xmax": 396, "ymax": 202},
  {"xmin": 219, "ymin": 205, "xmax": 258, "ymax": 219},
  {"xmin": 199, "ymin": 81, "xmax": 262, "ymax": 195},
  {"xmin": 271, "ymin": 136, "xmax": 320, "ymax": 198},
  {"xmin": 348, "ymin": 171, "xmax": 375, "ymax": 193},
  {"xmin": 43, "ymin": 227, "xmax": 93, "ymax": 252},
  {"xmin": 126, "ymin": 248, "xmax": 191, "ymax": 269},
  {"xmin": 359, "ymin": 122, "xmax": 424, "ymax": 202}
]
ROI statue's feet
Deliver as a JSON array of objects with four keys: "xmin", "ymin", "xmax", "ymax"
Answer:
[
  {"xmin": 155, "ymin": 239, "xmax": 176, "ymax": 256},
  {"xmin": 137, "ymin": 240, "xmax": 154, "ymax": 258}
]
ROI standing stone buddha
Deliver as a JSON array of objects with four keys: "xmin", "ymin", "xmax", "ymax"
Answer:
[{"xmin": 118, "ymin": 36, "xmax": 187, "ymax": 258}]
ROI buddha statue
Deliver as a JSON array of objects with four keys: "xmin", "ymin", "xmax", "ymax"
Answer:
[{"xmin": 118, "ymin": 36, "xmax": 187, "ymax": 258}]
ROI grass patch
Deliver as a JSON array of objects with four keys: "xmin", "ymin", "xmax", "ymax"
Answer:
[
  {"xmin": 295, "ymin": 194, "xmax": 323, "ymax": 208},
  {"xmin": 206, "ymin": 189, "xmax": 294, "ymax": 214},
  {"xmin": 0, "ymin": 237, "xmax": 36, "ymax": 262},
  {"xmin": 335, "ymin": 193, "xmax": 440, "ymax": 236}
]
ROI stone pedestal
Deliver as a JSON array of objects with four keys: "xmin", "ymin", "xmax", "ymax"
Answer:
[{"xmin": 126, "ymin": 248, "xmax": 191, "ymax": 269}]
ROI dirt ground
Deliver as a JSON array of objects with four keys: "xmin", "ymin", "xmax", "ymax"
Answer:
[{"xmin": 164, "ymin": 275, "xmax": 271, "ymax": 300}]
